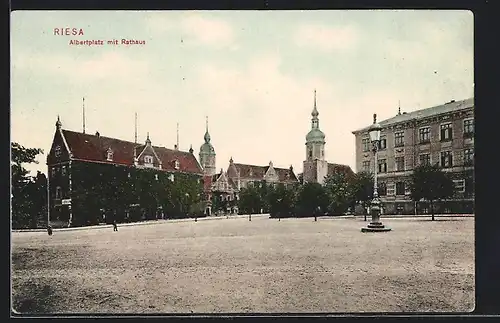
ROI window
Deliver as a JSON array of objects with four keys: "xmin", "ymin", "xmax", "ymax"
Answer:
[
  {"xmin": 419, "ymin": 154, "xmax": 431, "ymax": 166},
  {"xmin": 62, "ymin": 165, "xmax": 67, "ymax": 176},
  {"xmin": 378, "ymin": 182, "xmax": 387, "ymax": 196},
  {"xmin": 386, "ymin": 182, "xmax": 395, "ymax": 196},
  {"xmin": 464, "ymin": 148, "xmax": 474, "ymax": 166},
  {"xmin": 362, "ymin": 160, "xmax": 370, "ymax": 172},
  {"xmin": 55, "ymin": 186, "xmax": 62, "ymax": 199},
  {"xmin": 453, "ymin": 179, "xmax": 465, "ymax": 193},
  {"xmin": 54, "ymin": 145, "xmax": 61, "ymax": 158},
  {"xmin": 362, "ymin": 138, "xmax": 370, "ymax": 152},
  {"xmin": 395, "ymin": 182, "xmax": 405, "ymax": 196},
  {"xmin": 155, "ymin": 174, "xmax": 159, "ymax": 181},
  {"xmin": 169, "ymin": 174, "xmax": 175, "ymax": 182},
  {"xmin": 174, "ymin": 160, "xmax": 180, "ymax": 170},
  {"xmin": 106, "ymin": 149, "xmax": 114, "ymax": 161},
  {"xmin": 51, "ymin": 167, "xmax": 56, "ymax": 178},
  {"xmin": 308, "ymin": 149, "xmax": 312, "ymax": 158},
  {"xmin": 440, "ymin": 151, "xmax": 453, "ymax": 168},
  {"xmin": 419, "ymin": 127, "xmax": 430, "ymax": 143},
  {"xmin": 144, "ymin": 155, "xmax": 153, "ymax": 164},
  {"xmin": 378, "ymin": 159, "xmax": 387, "ymax": 173},
  {"xmin": 394, "ymin": 131, "xmax": 404, "ymax": 147},
  {"xmin": 440, "ymin": 123, "xmax": 453, "ymax": 141},
  {"xmin": 464, "ymin": 119, "xmax": 474, "ymax": 137},
  {"xmin": 379, "ymin": 137, "xmax": 387, "ymax": 150},
  {"xmin": 395, "ymin": 157, "xmax": 405, "ymax": 171}
]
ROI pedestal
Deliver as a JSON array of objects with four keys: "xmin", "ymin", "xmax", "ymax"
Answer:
[
  {"xmin": 361, "ymin": 222, "xmax": 392, "ymax": 232},
  {"xmin": 361, "ymin": 199, "xmax": 391, "ymax": 232}
]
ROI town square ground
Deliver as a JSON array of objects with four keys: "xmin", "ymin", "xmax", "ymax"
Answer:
[{"xmin": 11, "ymin": 215, "xmax": 474, "ymax": 314}]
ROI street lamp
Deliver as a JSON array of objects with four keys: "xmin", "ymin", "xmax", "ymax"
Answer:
[{"xmin": 362, "ymin": 113, "xmax": 392, "ymax": 233}]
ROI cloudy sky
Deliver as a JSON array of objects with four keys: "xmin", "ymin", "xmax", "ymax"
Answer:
[{"xmin": 11, "ymin": 10, "xmax": 473, "ymax": 176}]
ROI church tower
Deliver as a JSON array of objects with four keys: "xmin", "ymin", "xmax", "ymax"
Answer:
[
  {"xmin": 199, "ymin": 116, "xmax": 216, "ymax": 176},
  {"xmin": 303, "ymin": 90, "xmax": 329, "ymax": 184}
]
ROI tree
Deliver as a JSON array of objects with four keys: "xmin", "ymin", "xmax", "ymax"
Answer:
[
  {"xmin": 351, "ymin": 172, "xmax": 374, "ymax": 221},
  {"xmin": 323, "ymin": 172, "xmax": 355, "ymax": 215},
  {"xmin": 11, "ymin": 142, "xmax": 46, "ymax": 229},
  {"xmin": 409, "ymin": 164, "xmax": 455, "ymax": 220},
  {"xmin": 295, "ymin": 183, "xmax": 329, "ymax": 217},
  {"xmin": 238, "ymin": 185, "xmax": 262, "ymax": 214},
  {"xmin": 268, "ymin": 183, "xmax": 296, "ymax": 218}
]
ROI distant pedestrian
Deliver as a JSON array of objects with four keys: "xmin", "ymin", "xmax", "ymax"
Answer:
[
  {"xmin": 249, "ymin": 214, "xmax": 252, "ymax": 221},
  {"xmin": 113, "ymin": 220, "xmax": 118, "ymax": 232},
  {"xmin": 195, "ymin": 217, "xmax": 198, "ymax": 222},
  {"xmin": 47, "ymin": 225, "xmax": 53, "ymax": 236}
]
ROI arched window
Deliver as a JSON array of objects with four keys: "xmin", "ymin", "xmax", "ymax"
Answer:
[{"xmin": 174, "ymin": 160, "xmax": 180, "ymax": 170}]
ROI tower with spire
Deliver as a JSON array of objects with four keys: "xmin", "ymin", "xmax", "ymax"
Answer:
[
  {"xmin": 303, "ymin": 90, "xmax": 329, "ymax": 184},
  {"xmin": 199, "ymin": 116, "xmax": 216, "ymax": 176}
]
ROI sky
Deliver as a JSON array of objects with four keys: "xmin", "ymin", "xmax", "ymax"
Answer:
[{"xmin": 11, "ymin": 10, "xmax": 474, "ymax": 176}]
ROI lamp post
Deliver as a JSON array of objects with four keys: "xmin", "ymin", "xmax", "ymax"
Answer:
[{"xmin": 362, "ymin": 113, "xmax": 392, "ymax": 233}]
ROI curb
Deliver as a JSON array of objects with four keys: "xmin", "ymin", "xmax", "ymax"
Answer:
[{"xmin": 12, "ymin": 214, "xmax": 270, "ymax": 233}]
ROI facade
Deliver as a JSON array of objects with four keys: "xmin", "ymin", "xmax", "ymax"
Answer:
[
  {"xmin": 303, "ymin": 90, "xmax": 354, "ymax": 184},
  {"xmin": 47, "ymin": 117, "xmax": 204, "ymax": 227},
  {"xmin": 203, "ymin": 169, "xmax": 239, "ymax": 216},
  {"xmin": 226, "ymin": 158, "xmax": 299, "ymax": 189},
  {"xmin": 352, "ymin": 98, "xmax": 475, "ymax": 214}
]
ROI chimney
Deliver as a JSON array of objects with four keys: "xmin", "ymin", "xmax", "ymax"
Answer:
[
  {"xmin": 95, "ymin": 131, "xmax": 100, "ymax": 138},
  {"xmin": 174, "ymin": 144, "xmax": 178, "ymax": 150}
]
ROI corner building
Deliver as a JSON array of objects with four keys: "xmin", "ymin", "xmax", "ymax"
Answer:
[{"xmin": 352, "ymin": 98, "xmax": 474, "ymax": 215}]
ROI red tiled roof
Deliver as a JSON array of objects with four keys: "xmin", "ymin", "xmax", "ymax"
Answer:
[
  {"xmin": 274, "ymin": 167, "xmax": 299, "ymax": 182},
  {"xmin": 327, "ymin": 163, "xmax": 354, "ymax": 178},
  {"xmin": 230, "ymin": 163, "xmax": 298, "ymax": 183},
  {"xmin": 232, "ymin": 163, "xmax": 268, "ymax": 180},
  {"xmin": 62, "ymin": 129, "xmax": 202, "ymax": 174}
]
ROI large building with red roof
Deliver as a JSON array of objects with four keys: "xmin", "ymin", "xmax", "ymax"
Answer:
[{"xmin": 47, "ymin": 117, "xmax": 204, "ymax": 227}]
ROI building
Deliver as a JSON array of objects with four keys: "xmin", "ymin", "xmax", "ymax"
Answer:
[
  {"xmin": 226, "ymin": 158, "xmax": 299, "ymax": 189},
  {"xmin": 203, "ymin": 169, "xmax": 239, "ymax": 216},
  {"xmin": 303, "ymin": 90, "xmax": 354, "ymax": 184},
  {"xmin": 352, "ymin": 98, "xmax": 474, "ymax": 214},
  {"xmin": 46, "ymin": 117, "xmax": 204, "ymax": 227}
]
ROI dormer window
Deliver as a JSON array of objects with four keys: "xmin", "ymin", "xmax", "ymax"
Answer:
[
  {"xmin": 106, "ymin": 148, "xmax": 114, "ymax": 161},
  {"xmin": 174, "ymin": 160, "xmax": 180, "ymax": 170},
  {"xmin": 144, "ymin": 155, "xmax": 153, "ymax": 165},
  {"xmin": 55, "ymin": 145, "xmax": 61, "ymax": 158},
  {"xmin": 169, "ymin": 174, "xmax": 175, "ymax": 182}
]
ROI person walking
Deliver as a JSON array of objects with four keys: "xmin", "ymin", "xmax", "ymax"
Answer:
[
  {"xmin": 47, "ymin": 225, "xmax": 53, "ymax": 236},
  {"xmin": 113, "ymin": 220, "xmax": 118, "ymax": 232}
]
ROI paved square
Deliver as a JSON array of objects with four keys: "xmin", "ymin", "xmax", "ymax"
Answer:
[{"xmin": 11, "ymin": 216, "xmax": 474, "ymax": 314}]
